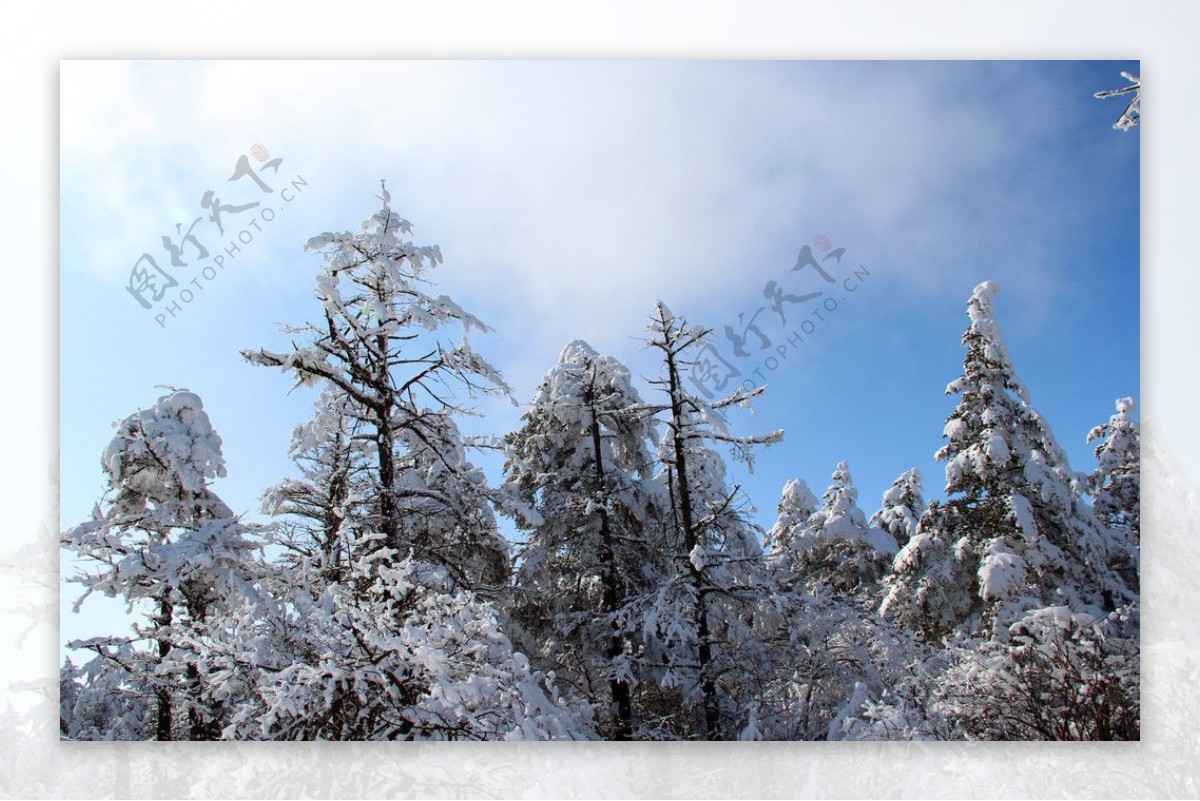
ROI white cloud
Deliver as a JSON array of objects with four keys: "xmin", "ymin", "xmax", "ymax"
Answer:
[
  {"xmin": 62, "ymin": 60, "xmax": 1074, "ymax": 295},
  {"xmin": 59, "ymin": 59, "xmax": 1120, "ymax": 439}
]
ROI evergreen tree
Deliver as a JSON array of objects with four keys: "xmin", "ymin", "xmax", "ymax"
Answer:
[
  {"xmin": 1086, "ymin": 396, "xmax": 1141, "ymax": 594},
  {"xmin": 882, "ymin": 282, "xmax": 1135, "ymax": 640},
  {"xmin": 261, "ymin": 387, "xmax": 372, "ymax": 586},
  {"xmin": 642, "ymin": 302, "xmax": 782, "ymax": 740},
  {"xmin": 503, "ymin": 340, "xmax": 665, "ymax": 740},
  {"xmin": 763, "ymin": 478, "xmax": 819, "ymax": 560},
  {"xmin": 228, "ymin": 186, "xmax": 592, "ymax": 739},
  {"xmin": 880, "ymin": 500, "xmax": 974, "ymax": 638},
  {"xmin": 1088, "ymin": 397, "xmax": 1140, "ymax": 540},
  {"xmin": 786, "ymin": 462, "xmax": 897, "ymax": 604},
  {"xmin": 60, "ymin": 653, "xmax": 155, "ymax": 741},
  {"xmin": 61, "ymin": 390, "xmax": 260, "ymax": 739},
  {"xmin": 870, "ymin": 468, "xmax": 924, "ymax": 551},
  {"xmin": 758, "ymin": 468, "xmax": 899, "ymax": 740},
  {"xmin": 242, "ymin": 184, "xmax": 511, "ymax": 591}
]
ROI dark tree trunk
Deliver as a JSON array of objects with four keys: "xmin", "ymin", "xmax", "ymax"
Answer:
[
  {"xmin": 588, "ymin": 397, "xmax": 633, "ymax": 741},
  {"xmin": 155, "ymin": 598, "xmax": 173, "ymax": 741},
  {"xmin": 376, "ymin": 403, "xmax": 399, "ymax": 550},
  {"xmin": 663, "ymin": 344, "xmax": 719, "ymax": 741}
]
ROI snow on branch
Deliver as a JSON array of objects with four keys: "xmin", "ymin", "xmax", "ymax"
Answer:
[{"xmin": 1094, "ymin": 71, "xmax": 1140, "ymax": 131}]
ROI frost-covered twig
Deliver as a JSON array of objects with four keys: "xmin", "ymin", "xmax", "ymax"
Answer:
[{"xmin": 1094, "ymin": 71, "xmax": 1140, "ymax": 131}]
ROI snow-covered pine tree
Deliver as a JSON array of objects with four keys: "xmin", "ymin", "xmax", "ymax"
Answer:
[
  {"xmin": 642, "ymin": 301, "xmax": 782, "ymax": 740},
  {"xmin": 60, "ymin": 390, "xmax": 261, "ymax": 740},
  {"xmin": 261, "ymin": 387, "xmax": 371, "ymax": 586},
  {"xmin": 783, "ymin": 462, "xmax": 897, "ymax": 604},
  {"xmin": 763, "ymin": 478, "xmax": 819, "ymax": 560},
  {"xmin": 757, "ymin": 468, "xmax": 899, "ymax": 740},
  {"xmin": 60, "ymin": 652, "xmax": 155, "ymax": 741},
  {"xmin": 881, "ymin": 282, "xmax": 1135, "ymax": 640},
  {"xmin": 242, "ymin": 184, "xmax": 511, "ymax": 592},
  {"xmin": 229, "ymin": 186, "xmax": 591, "ymax": 741},
  {"xmin": 393, "ymin": 412, "xmax": 510, "ymax": 589},
  {"xmin": 880, "ymin": 500, "xmax": 966, "ymax": 639},
  {"xmin": 503, "ymin": 340, "xmax": 666, "ymax": 740},
  {"xmin": 1086, "ymin": 396, "xmax": 1141, "ymax": 595},
  {"xmin": 1088, "ymin": 397, "xmax": 1140, "ymax": 540},
  {"xmin": 870, "ymin": 468, "xmax": 924, "ymax": 551}
]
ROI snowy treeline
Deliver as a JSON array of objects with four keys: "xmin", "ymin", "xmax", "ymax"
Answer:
[{"xmin": 61, "ymin": 193, "xmax": 1139, "ymax": 740}]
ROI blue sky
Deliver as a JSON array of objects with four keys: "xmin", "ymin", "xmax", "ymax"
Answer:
[{"xmin": 60, "ymin": 60, "xmax": 1139, "ymax": 644}]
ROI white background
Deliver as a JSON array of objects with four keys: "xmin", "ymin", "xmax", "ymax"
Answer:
[{"xmin": 4, "ymin": 1, "xmax": 1197, "ymax": 797}]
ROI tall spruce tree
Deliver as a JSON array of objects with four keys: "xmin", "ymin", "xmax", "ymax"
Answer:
[
  {"xmin": 227, "ymin": 187, "xmax": 590, "ymax": 740},
  {"xmin": 61, "ymin": 390, "xmax": 260, "ymax": 740},
  {"xmin": 503, "ymin": 340, "xmax": 665, "ymax": 739},
  {"xmin": 882, "ymin": 282, "xmax": 1134, "ymax": 640},
  {"xmin": 1086, "ymin": 396, "xmax": 1141, "ymax": 594},
  {"xmin": 242, "ymin": 184, "xmax": 510, "ymax": 592},
  {"xmin": 870, "ymin": 468, "xmax": 924, "ymax": 552},
  {"xmin": 642, "ymin": 301, "xmax": 782, "ymax": 740},
  {"xmin": 758, "ymin": 469, "xmax": 899, "ymax": 741},
  {"xmin": 1088, "ymin": 397, "xmax": 1140, "ymax": 540}
]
